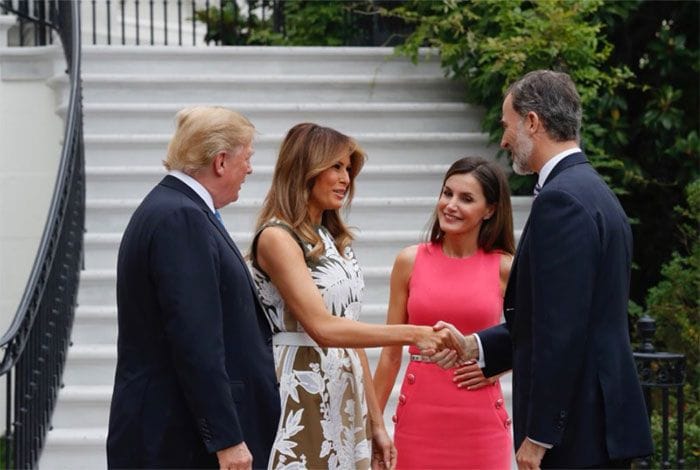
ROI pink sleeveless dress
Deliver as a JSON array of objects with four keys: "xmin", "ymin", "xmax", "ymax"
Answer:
[{"xmin": 393, "ymin": 243, "xmax": 512, "ymax": 469}]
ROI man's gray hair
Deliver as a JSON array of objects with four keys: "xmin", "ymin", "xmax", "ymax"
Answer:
[{"xmin": 506, "ymin": 70, "xmax": 582, "ymax": 142}]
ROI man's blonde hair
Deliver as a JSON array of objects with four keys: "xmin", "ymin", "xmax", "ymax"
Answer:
[{"xmin": 164, "ymin": 106, "xmax": 255, "ymax": 173}]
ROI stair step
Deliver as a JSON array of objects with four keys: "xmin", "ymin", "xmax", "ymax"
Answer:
[
  {"xmin": 53, "ymin": 73, "xmax": 465, "ymax": 106},
  {"xmin": 83, "ymin": 229, "xmax": 426, "ymax": 270},
  {"xmin": 77, "ymin": 265, "xmax": 389, "ymax": 307},
  {"xmin": 83, "ymin": 132, "xmax": 491, "ymax": 167},
  {"xmin": 72, "ymin": 305, "xmax": 119, "ymax": 344},
  {"xmin": 52, "ymin": 386, "xmax": 112, "ymax": 428},
  {"xmin": 62, "ymin": 344, "xmax": 117, "ymax": 386},
  {"xmin": 50, "ymin": 373, "xmax": 513, "ymax": 441},
  {"xmin": 70, "ymin": 303, "xmax": 394, "ymax": 346},
  {"xmin": 84, "ymin": 196, "xmax": 532, "ymax": 235},
  {"xmin": 78, "ymin": 247, "xmax": 530, "ymax": 316},
  {"xmin": 41, "ymin": 427, "xmax": 107, "ymax": 470},
  {"xmin": 61, "ymin": 342, "xmax": 408, "ymax": 387},
  {"xmin": 81, "ymin": 45, "xmax": 445, "ymax": 77},
  {"xmin": 83, "ymin": 196, "xmax": 435, "ymax": 234},
  {"xmin": 47, "ymin": 374, "xmax": 513, "ymax": 456},
  {"xmin": 61, "ymin": 343, "xmax": 512, "ymax": 385},
  {"xmin": 82, "ymin": 226, "xmax": 526, "ymax": 272},
  {"xmin": 85, "ymin": 164, "xmax": 451, "ymax": 200},
  {"xmin": 73, "ymin": 102, "xmax": 481, "ymax": 135}
]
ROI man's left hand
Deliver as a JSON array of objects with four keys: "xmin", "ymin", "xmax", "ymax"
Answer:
[{"xmin": 515, "ymin": 439, "xmax": 546, "ymax": 470}]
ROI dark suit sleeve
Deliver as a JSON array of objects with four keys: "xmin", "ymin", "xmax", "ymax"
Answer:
[
  {"xmin": 479, "ymin": 323, "xmax": 512, "ymax": 377},
  {"xmin": 149, "ymin": 207, "xmax": 243, "ymax": 453},
  {"xmin": 526, "ymin": 189, "xmax": 600, "ymax": 446}
]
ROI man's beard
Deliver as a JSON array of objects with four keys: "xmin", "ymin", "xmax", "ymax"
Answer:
[{"xmin": 511, "ymin": 125, "xmax": 534, "ymax": 175}]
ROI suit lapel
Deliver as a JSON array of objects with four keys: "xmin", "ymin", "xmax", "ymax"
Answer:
[
  {"xmin": 204, "ymin": 210, "xmax": 268, "ymax": 315},
  {"xmin": 206, "ymin": 211, "xmax": 249, "ymax": 274},
  {"xmin": 159, "ymin": 176, "xmax": 261, "ymax": 300},
  {"xmin": 542, "ymin": 152, "xmax": 588, "ymax": 187},
  {"xmin": 160, "ymin": 175, "xmax": 244, "ymax": 261},
  {"xmin": 503, "ymin": 152, "xmax": 589, "ymax": 323}
]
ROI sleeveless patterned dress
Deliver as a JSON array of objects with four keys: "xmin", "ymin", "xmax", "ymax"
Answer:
[
  {"xmin": 250, "ymin": 220, "xmax": 371, "ymax": 470},
  {"xmin": 393, "ymin": 243, "xmax": 512, "ymax": 469}
]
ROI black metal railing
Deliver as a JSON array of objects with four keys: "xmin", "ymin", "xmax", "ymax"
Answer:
[
  {"xmin": 634, "ymin": 315, "xmax": 687, "ymax": 469},
  {"xmin": 84, "ymin": 0, "xmax": 410, "ymax": 46},
  {"xmin": 0, "ymin": 0, "xmax": 84, "ymax": 468},
  {"xmin": 0, "ymin": 0, "xmax": 56, "ymax": 46}
]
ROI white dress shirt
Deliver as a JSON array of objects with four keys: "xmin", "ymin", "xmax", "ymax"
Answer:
[
  {"xmin": 168, "ymin": 169, "xmax": 217, "ymax": 215},
  {"xmin": 536, "ymin": 147, "xmax": 582, "ymax": 189}
]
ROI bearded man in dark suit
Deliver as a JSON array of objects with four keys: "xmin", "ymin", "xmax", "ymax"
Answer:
[{"xmin": 107, "ymin": 106, "xmax": 279, "ymax": 469}]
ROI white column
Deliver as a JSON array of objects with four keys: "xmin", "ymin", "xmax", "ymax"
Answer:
[{"xmin": 0, "ymin": 14, "xmax": 16, "ymax": 47}]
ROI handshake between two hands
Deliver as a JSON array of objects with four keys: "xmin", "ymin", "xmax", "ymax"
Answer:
[{"xmin": 417, "ymin": 321, "xmax": 480, "ymax": 369}]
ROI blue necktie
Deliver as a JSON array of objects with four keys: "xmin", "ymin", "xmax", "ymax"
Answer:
[
  {"xmin": 214, "ymin": 210, "xmax": 226, "ymax": 228},
  {"xmin": 533, "ymin": 183, "xmax": 542, "ymax": 198}
]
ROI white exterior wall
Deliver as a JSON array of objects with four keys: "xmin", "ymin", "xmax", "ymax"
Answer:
[
  {"xmin": 0, "ymin": 16, "xmax": 65, "ymax": 435},
  {"xmin": 0, "ymin": 35, "xmax": 65, "ymax": 333},
  {"xmin": 0, "ymin": 77, "xmax": 63, "ymax": 332},
  {"xmin": 0, "ymin": 77, "xmax": 64, "ymax": 330}
]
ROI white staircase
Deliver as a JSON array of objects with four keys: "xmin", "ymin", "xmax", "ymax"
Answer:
[{"xmin": 40, "ymin": 46, "xmax": 530, "ymax": 468}]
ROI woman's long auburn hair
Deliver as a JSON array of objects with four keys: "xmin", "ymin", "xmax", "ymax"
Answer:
[
  {"xmin": 256, "ymin": 123, "xmax": 367, "ymax": 260},
  {"xmin": 427, "ymin": 156, "xmax": 515, "ymax": 255}
]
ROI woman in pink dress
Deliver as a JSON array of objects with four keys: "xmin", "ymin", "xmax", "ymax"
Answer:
[{"xmin": 373, "ymin": 156, "xmax": 515, "ymax": 469}]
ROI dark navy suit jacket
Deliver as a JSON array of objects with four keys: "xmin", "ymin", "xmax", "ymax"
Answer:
[
  {"xmin": 107, "ymin": 175, "xmax": 280, "ymax": 469},
  {"xmin": 479, "ymin": 153, "xmax": 652, "ymax": 467}
]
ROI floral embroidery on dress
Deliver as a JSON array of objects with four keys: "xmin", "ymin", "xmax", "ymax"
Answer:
[{"xmin": 250, "ymin": 222, "xmax": 369, "ymax": 470}]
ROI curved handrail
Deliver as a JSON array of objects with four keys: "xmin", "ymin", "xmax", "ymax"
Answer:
[
  {"xmin": 0, "ymin": 1, "xmax": 82, "ymax": 372},
  {"xmin": 0, "ymin": 1, "xmax": 83, "ymax": 467}
]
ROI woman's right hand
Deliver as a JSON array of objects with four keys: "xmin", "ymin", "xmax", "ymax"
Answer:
[{"xmin": 453, "ymin": 360, "xmax": 499, "ymax": 390}]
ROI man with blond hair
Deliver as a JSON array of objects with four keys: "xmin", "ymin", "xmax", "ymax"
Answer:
[{"xmin": 107, "ymin": 106, "xmax": 280, "ymax": 469}]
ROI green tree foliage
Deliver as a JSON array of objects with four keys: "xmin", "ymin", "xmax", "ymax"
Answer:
[
  {"xmin": 194, "ymin": 0, "xmax": 261, "ymax": 45},
  {"xmin": 646, "ymin": 180, "xmax": 700, "ymax": 389},
  {"xmin": 644, "ymin": 179, "xmax": 700, "ymax": 466},
  {"xmin": 384, "ymin": 0, "xmax": 635, "ymax": 193},
  {"xmin": 273, "ymin": 1, "xmax": 368, "ymax": 46},
  {"xmin": 195, "ymin": 1, "xmax": 400, "ymax": 47},
  {"xmin": 605, "ymin": 1, "xmax": 700, "ymax": 302}
]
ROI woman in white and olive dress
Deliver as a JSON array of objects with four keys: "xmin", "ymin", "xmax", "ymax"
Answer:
[{"xmin": 250, "ymin": 123, "xmax": 460, "ymax": 470}]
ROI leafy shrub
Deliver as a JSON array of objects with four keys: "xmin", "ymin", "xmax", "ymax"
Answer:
[
  {"xmin": 194, "ymin": 0, "xmax": 262, "ymax": 45},
  {"xmin": 383, "ymin": 0, "xmax": 635, "ymax": 193},
  {"xmin": 195, "ymin": 1, "xmax": 405, "ymax": 47},
  {"xmin": 608, "ymin": 1, "xmax": 700, "ymax": 302},
  {"xmin": 646, "ymin": 179, "xmax": 700, "ymax": 388},
  {"xmin": 647, "ymin": 396, "xmax": 700, "ymax": 468},
  {"xmin": 643, "ymin": 179, "xmax": 700, "ymax": 467},
  {"xmin": 274, "ymin": 1, "xmax": 370, "ymax": 46}
]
